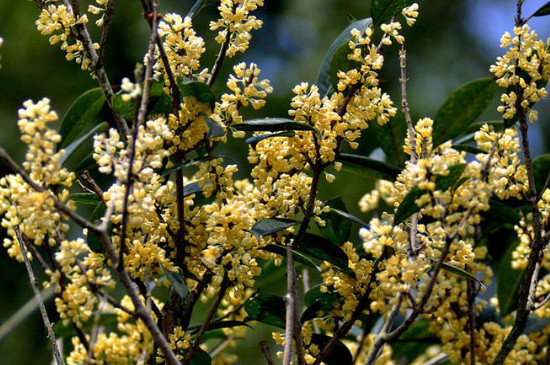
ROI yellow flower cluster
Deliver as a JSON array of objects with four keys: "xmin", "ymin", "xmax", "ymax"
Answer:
[
  {"xmin": 94, "ymin": 118, "xmax": 177, "ymax": 278},
  {"xmin": 87, "ymin": 0, "xmax": 109, "ymax": 27},
  {"xmin": 156, "ymin": 13, "xmax": 209, "ymax": 83},
  {"xmin": 68, "ymin": 296, "xmax": 155, "ymax": 365},
  {"xmin": 0, "ymin": 99, "xmax": 74, "ymax": 260},
  {"xmin": 218, "ymin": 62, "xmax": 273, "ymax": 128},
  {"xmin": 490, "ymin": 24, "xmax": 550, "ymax": 122},
  {"xmin": 54, "ymin": 239, "xmax": 114, "ymax": 327},
  {"xmin": 36, "ymin": 3, "xmax": 96, "ymax": 70},
  {"xmin": 209, "ymin": 0, "xmax": 264, "ymax": 57}
]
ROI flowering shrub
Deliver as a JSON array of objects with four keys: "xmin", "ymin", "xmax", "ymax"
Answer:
[{"xmin": 2, "ymin": 1, "xmax": 550, "ymax": 365}]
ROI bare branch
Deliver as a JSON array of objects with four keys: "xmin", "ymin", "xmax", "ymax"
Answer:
[
  {"xmin": 14, "ymin": 226, "xmax": 65, "ymax": 365},
  {"xmin": 261, "ymin": 341, "xmax": 275, "ymax": 365}
]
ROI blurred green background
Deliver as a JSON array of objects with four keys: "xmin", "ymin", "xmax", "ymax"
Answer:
[{"xmin": 1, "ymin": 0, "xmax": 550, "ymax": 364}]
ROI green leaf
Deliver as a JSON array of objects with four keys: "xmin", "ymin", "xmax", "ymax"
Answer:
[
  {"xmin": 59, "ymin": 122, "xmax": 109, "ymax": 172},
  {"xmin": 369, "ymin": 111, "xmax": 408, "ymax": 167},
  {"xmin": 371, "ymin": 0, "xmax": 416, "ymax": 28},
  {"xmin": 533, "ymin": 1, "xmax": 550, "ymax": 17},
  {"xmin": 113, "ymin": 93, "xmax": 135, "ymax": 122},
  {"xmin": 393, "ymin": 186, "xmax": 424, "ymax": 225},
  {"xmin": 317, "ymin": 197, "xmax": 352, "ymax": 244},
  {"xmin": 234, "ymin": 118, "xmax": 318, "ymax": 134},
  {"xmin": 302, "ymin": 286, "xmax": 342, "ymax": 323},
  {"xmin": 246, "ymin": 131, "xmax": 295, "ymax": 148},
  {"xmin": 316, "ymin": 18, "xmax": 372, "ymax": 96},
  {"xmin": 309, "ymin": 334, "xmax": 353, "ymax": 365},
  {"xmin": 533, "ymin": 154, "xmax": 550, "ymax": 194},
  {"xmin": 163, "ymin": 268, "xmax": 188, "ymax": 299},
  {"xmin": 433, "ymin": 78, "xmax": 497, "ymax": 147},
  {"xmin": 329, "ymin": 42, "xmax": 361, "ymax": 90},
  {"xmin": 187, "ymin": 0, "xmax": 210, "ymax": 19},
  {"xmin": 497, "ymin": 240, "xmax": 524, "ymax": 316},
  {"xmin": 249, "ymin": 218, "xmax": 299, "ymax": 242},
  {"xmin": 59, "ymin": 88, "xmax": 107, "ymax": 149},
  {"xmin": 477, "ymin": 304, "xmax": 504, "ymax": 327},
  {"xmin": 69, "ymin": 193, "xmax": 101, "ymax": 206},
  {"xmin": 461, "ymin": 120, "xmax": 504, "ymax": 136},
  {"xmin": 204, "ymin": 115, "xmax": 225, "ymax": 138},
  {"xmin": 177, "ymin": 77, "xmax": 216, "ymax": 108},
  {"xmin": 337, "ymin": 153, "xmax": 400, "ymax": 180},
  {"xmin": 330, "ymin": 208, "xmax": 368, "ymax": 227},
  {"xmin": 435, "ymin": 164, "xmax": 466, "ymax": 191},
  {"xmin": 185, "ymin": 350, "xmax": 212, "ymax": 365},
  {"xmin": 261, "ymin": 244, "xmax": 320, "ymax": 271},
  {"xmin": 244, "ymin": 294, "xmax": 286, "ymax": 328},
  {"xmin": 433, "ymin": 260, "xmax": 484, "ymax": 289},
  {"xmin": 299, "ymin": 233, "xmax": 349, "ymax": 268},
  {"xmin": 391, "ymin": 319, "xmax": 440, "ymax": 362}
]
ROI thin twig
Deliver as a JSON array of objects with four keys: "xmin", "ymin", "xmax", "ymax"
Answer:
[
  {"xmin": 14, "ymin": 226, "xmax": 65, "ymax": 365},
  {"xmin": 61, "ymin": 0, "xmax": 129, "ymax": 137},
  {"xmin": 182, "ymin": 275, "xmax": 229, "ymax": 365},
  {"xmin": 207, "ymin": 29, "xmax": 232, "ymax": 88},
  {"xmin": 97, "ymin": 0, "xmax": 117, "ymax": 65},
  {"xmin": 81, "ymin": 170, "xmax": 104, "ymax": 201},
  {"xmin": 261, "ymin": 341, "xmax": 275, "ymax": 365},
  {"xmin": 467, "ymin": 269, "xmax": 477, "ymax": 365}
]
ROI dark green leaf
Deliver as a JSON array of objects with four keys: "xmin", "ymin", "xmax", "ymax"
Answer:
[
  {"xmin": 244, "ymin": 294, "xmax": 286, "ymax": 328},
  {"xmin": 393, "ymin": 186, "xmax": 424, "ymax": 225},
  {"xmin": 188, "ymin": 320, "xmax": 251, "ymax": 334},
  {"xmin": 329, "ymin": 42, "xmax": 361, "ymax": 90},
  {"xmin": 392, "ymin": 319, "xmax": 439, "ymax": 362},
  {"xmin": 113, "ymin": 93, "xmax": 135, "ymax": 122},
  {"xmin": 302, "ymin": 286, "xmax": 342, "ymax": 323},
  {"xmin": 87, "ymin": 201, "xmax": 107, "ymax": 252},
  {"xmin": 261, "ymin": 244, "xmax": 320, "ymax": 271},
  {"xmin": 186, "ymin": 350, "xmax": 212, "ymax": 365},
  {"xmin": 498, "ymin": 241, "xmax": 524, "ymax": 316},
  {"xmin": 182, "ymin": 181, "xmax": 217, "ymax": 207},
  {"xmin": 177, "ymin": 77, "xmax": 216, "ymax": 108},
  {"xmin": 250, "ymin": 218, "xmax": 298, "ymax": 241},
  {"xmin": 337, "ymin": 153, "xmax": 400, "ymax": 180},
  {"xmin": 533, "ymin": 154, "xmax": 550, "ymax": 194},
  {"xmin": 330, "ymin": 208, "xmax": 368, "ymax": 227},
  {"xmin": 59, "ymin": 88, "xmax": 107, "ymax": 149},
  {"xmin": 433, "ymin": 78, "xmax": 497, "ymax": 147},
  {"xmin": 371, "ymin": 0, "xmax": 416, "ymax": 28},
  {"xmin": 435, "ymin": 164, "xmax": 466, "ymax": 191},
  {"xmin": 369, "ymin": 111, "xmax": 408, "ymax": 167},
  {"xmin": 69, "ymin": 193, "xmax": 101, "ymax": 206},
  {"xmin": 316, "ymin": 18, "xmax": 372, "ymax": 95},
  {"xmin": 234, "ymin": 118, "xmax": 318, "ymax": 134},
  {"xmin": 59, "ymin": 122, "xmax": 109, "ymax": 172},
  {"xmin": 299, "ymin": 233, "xmax": 349, "ymax": 268},
  {"xmin": 309, "ymin": 334, "xmax": 352, "ymax": 365},
  {"xmin": 246, "ymin": 131, "xmax": 295, "ymax": 147},
  {"xmin": 163, "ymin": 268, "xmax": 188, "ymax": 299},
  {"xmin": 317, "ymin": 197, "xmax": 352, "ymax": 244},
  {"xmin": 204, "ymin": 114, "xmax": 225, "ymax": 138},
  {"xmin": 533, "ymin": 1, "xmax": 550, "ymax": 17},
  {"xmin": 477, "ymin": 304, "xmax": 504, "ymax": 327},
  {"xmin": 187, "ymin": 0, "xmax": 209, "ymax": 19},
  {"xmin": 184, "ymin": 181, "xmax": 203, "ymax": 197}
]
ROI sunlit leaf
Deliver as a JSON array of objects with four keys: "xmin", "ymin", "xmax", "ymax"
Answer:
[
  {"xmin": 59, "ymin": 88, "xmax": 107, "ymax": 149},
  {"xmin": 433, "ymin": 78, "xmax": 497, "ymax": 147},
  {"xmin": 316, "ymin": 18, "xmax": 372, "ymax": 96}
]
